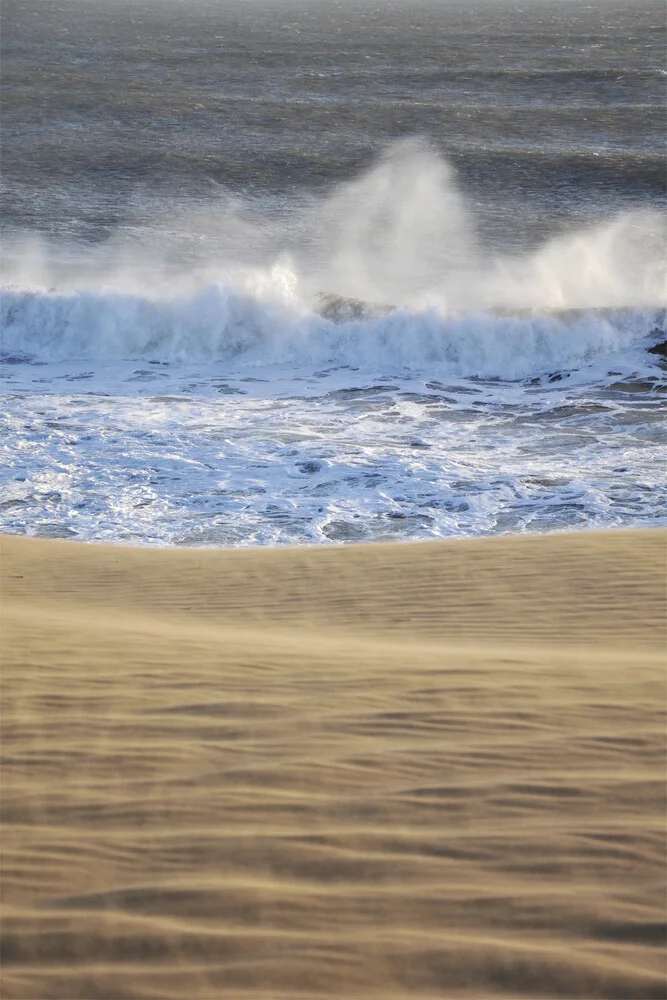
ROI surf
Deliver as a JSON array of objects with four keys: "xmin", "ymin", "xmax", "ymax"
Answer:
[
  {"xmin": 2, "ymin": 144, "xmax": 665, "ymax": 378},
  {"xmin": 1, "ymin": 284, "xmax": 663, "ymax": 380}
]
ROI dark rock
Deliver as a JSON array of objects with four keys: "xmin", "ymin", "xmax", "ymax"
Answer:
[
  {"xmin": 647, "ymin": 339, "xmax": 667, "ymax": 359},
  {"xmin": 317, "ymin": 293, "xmax": 393, "ymax": 323}
]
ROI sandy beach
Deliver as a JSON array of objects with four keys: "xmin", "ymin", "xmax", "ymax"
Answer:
[{"xmin": 1, "ymin": 528, "xmax": 665, "ymax": 999}]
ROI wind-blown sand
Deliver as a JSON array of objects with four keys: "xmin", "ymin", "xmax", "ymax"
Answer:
[{"xmin": 1, "ymin": 529, "xmax": 665, "ymax": 1000}]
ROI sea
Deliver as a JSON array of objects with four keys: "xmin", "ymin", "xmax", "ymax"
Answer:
[{"xmin": 1, "ymin": 0, "xmax": 665, "ymax": 546}]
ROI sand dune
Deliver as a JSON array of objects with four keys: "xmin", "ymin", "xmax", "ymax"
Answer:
[{"xmin": 1, "ymin": 529, "xmax": 665, "ymax": 1000}]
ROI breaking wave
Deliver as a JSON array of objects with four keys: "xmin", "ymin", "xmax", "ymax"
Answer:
[
  {"xmin": 1, "ymin": 282, "xmax": 664, "ymax": 379},
  {"xmin": 2, "ymin": 144, "xmax": 665, "ymax": 378}
]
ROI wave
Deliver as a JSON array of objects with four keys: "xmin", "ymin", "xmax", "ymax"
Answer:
[
  {"xmin": 2, "ymin": 144, "xmax": 665, "ymax": 377},
  {"xmin": 1, "ymin": 281, "xmax": 664, "ymax": 379}
]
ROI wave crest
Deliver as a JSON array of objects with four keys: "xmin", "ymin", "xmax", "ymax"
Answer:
[{"xmin": 2, "ymin": 281, "xmax": 663, "ymax": 379}]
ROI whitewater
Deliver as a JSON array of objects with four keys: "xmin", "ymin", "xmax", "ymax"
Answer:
[{"xmin": 1, "ymin": 0, "xmax": 665, "ymax": 546}]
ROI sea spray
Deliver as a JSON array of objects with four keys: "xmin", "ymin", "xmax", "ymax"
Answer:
[{"xmin": 3, "ymin": 144, "xmax": 665, "ymax": 311}]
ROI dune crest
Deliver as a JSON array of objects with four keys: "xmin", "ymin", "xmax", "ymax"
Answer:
[{"xmin": 1, "ymin": 530, "xmax": 665, "ymax": 999}]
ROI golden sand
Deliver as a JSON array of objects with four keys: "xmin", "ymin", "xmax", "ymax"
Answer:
[{"xmin": 1, "ymin": 529, "xmax": 665, "ymax": 999}]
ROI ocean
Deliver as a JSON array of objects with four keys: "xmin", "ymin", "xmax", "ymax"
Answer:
[{"xmin": 1, "ymin": 0, "xmax": 665, "ymax": 546}]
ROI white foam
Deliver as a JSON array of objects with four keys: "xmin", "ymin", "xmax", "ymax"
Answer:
[
  {"xmin": 1, "ymin": 357, "xmax": 664, "ymax": 546},
  {"xmin": 2, "ymin": 277, "xmax": 663, "ymax": 379}
]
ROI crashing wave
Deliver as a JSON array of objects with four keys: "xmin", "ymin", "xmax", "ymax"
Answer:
[{"xmin": 1, "ymin": 281, "xmax": 664, "ymax": 380}]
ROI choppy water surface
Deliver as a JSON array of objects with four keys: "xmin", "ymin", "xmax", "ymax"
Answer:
[{"xmin": 1, "ymin": 0, "xmax": 665, "ymax": 544}]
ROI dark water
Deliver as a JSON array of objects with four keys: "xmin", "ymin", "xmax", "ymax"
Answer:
[{"xmin": 2, "ymin": 0, "xmax": 665, "ymax": 252}]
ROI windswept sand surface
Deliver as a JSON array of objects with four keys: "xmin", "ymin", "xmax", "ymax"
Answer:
[{"xmin": 1, "ymin": 529, "xmax": 666, "ymax": 1000}]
